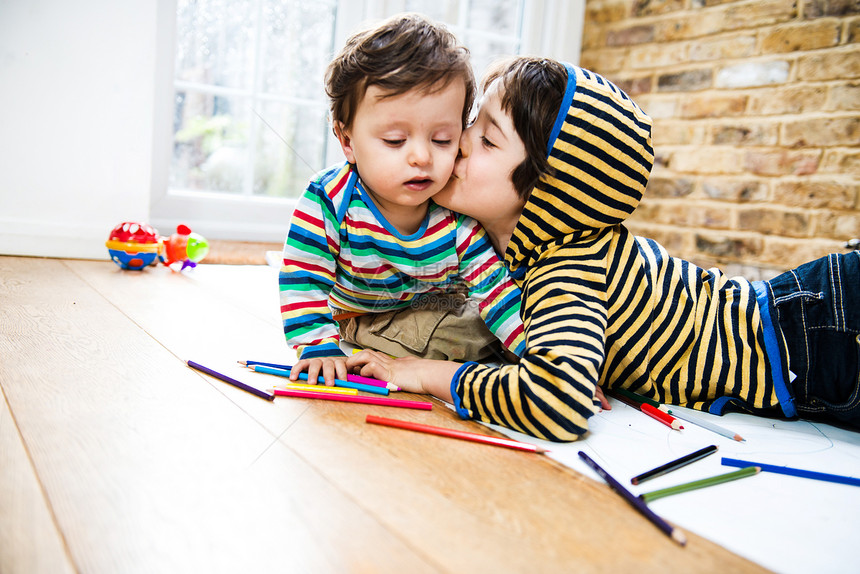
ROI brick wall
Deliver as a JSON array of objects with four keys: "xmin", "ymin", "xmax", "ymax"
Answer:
[{"xmin": 580, "ymin": 0, "xmax": 859, "ymax": 278}]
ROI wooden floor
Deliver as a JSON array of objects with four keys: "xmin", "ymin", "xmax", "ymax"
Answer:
[{"xmin": 0, "ymin": 256, "xmax": 771, "ymax": 573}]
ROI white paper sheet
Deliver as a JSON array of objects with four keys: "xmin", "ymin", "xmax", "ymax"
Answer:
[{"xmin": 481, "ymin": 400, "xmax": 860, "ymax": 574}]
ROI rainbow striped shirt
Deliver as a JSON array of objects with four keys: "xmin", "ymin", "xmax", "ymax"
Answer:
[{"xmin": 279, "ymin": 163, "xmax": 525, "ymax": 359}]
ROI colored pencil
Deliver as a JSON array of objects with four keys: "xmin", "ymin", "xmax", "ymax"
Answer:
[
  {"xmin": 248, "ymin": 364, "xmax": 389, "ymax": 396},
  {"xmin": 631, "ymin": 445, "xmax": 719, "ymax": 485},
  {"xmin": 273, "ymin": 388, "xmax": 432, "ymax": 410},
  {"xmin": 614, "ymin": 388, "xmax": 672, "ymax": 413},
  {"xmin": 578, "ymin": 451, "xmax": 687, "ymax": 546},
  {"xmin": 609, "ymin": 391, "xmax": 681, "ymax": 430},
  {"xmin": 722, "ymin": 457, "xmax": 860, "ymax": 487},
  {"xmin": 640, "ymin": 403, "xmax": 683, "ymax": 430},
  {"xmin": 186, "ymin": 360, "xmax": 274, "ymax": 401},
  {"xmin": 639, "ymin": 466, "xmax": 760, "ymax": 502},
  {"xmin": 366, "ymin": 415, "xmax": 548, "ymax": 454},
  {"xmin": 239, "ymin": 360, "xmax": 399, "ymax": 391},
  {"xmin": 276, "ymin": 382, "xmax": 358, "ymax": 396},
  {"xmin": 669, "ymin": 409, "xmax": 745, "ymax": 442}
]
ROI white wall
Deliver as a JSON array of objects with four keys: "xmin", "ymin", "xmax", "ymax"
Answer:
[{"xmin": 0, "ymin": 0, "xmax": 160, "ymax": 260}]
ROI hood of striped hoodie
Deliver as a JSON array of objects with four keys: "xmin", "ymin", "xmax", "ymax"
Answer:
[{"xmin": 505, "ymin": 64, "xmax": 654, "ymax": 275}]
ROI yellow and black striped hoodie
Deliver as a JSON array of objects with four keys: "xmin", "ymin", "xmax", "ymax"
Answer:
[{"xmin": 450, "ymin": 64, "xmax": 794, "ymax": 441}]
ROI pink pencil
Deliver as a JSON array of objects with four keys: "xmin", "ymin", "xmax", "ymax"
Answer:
[
  {"xmin": 239, "ymin": 361, "xmax": 399, "ymax": 391},
  {"xmin": 273, "ymin": 388, "xmax": 431, "ymax": 410}
]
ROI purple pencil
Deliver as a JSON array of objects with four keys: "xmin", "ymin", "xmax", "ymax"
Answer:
[
  {"xmin": 188, "ymin": 360, "xmax": 274, "ymax": 401},
  {"xmin": 238, "ymin": 360, "xmax": 400, "ymax": 391}
]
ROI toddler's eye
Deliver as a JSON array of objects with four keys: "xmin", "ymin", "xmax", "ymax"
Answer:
[
  {"xmin": 383, "ymin": 139, "xmax": 405, "ymax": 146},
  {"xmin": 433, "ymin": 139, "xmax": 453, "ymax": 146},
  {"xmin": 481, "ymin": 136, "xmax": 496, "ymax": 149}
]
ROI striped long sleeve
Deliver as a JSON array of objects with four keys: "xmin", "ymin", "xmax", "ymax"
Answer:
[
  {"xmin": 279, "ymin": 163, "xmax": 525, "ymax": 359},
  {"xmin": 450, "ymin": 64, "xmax": 789, "ymax": 441}
]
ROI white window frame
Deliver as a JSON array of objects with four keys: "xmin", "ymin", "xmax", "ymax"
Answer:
[{"xmin": 149, "ymin": 0, "xmax": 583, "ymax": 242}]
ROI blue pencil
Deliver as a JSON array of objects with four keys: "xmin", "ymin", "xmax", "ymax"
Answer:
[
  {"xmin": 248, "ymin": 364, "xmax": 390, "ymax": 396},
  {"xmin": 722, "ymin": 457, "xmax": 860, "ymax": 487},
  {"xmin": 578, "ymin": 451, "xmax": 687, "ymax": 546}
]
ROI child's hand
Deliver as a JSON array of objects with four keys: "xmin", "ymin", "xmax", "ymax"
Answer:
[
  {"xmin": 346, "ymin": 350, "xmax": 459, "ymax": 401},
  {"xmin": 595, "ymin": 385, "xmax": 611, "ymax": 411},
  {"xmin": 289, "ymin": 356, "xmax": 349, "ymax": 386}
]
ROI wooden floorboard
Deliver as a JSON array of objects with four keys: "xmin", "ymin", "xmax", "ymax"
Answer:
[
  {"xmin": 0, "ymin": 256, "xmax": 771, "ymax": 573},
  {"xmin": 0, "ymin": 384, "xmax": 75, "ymax": 574}
]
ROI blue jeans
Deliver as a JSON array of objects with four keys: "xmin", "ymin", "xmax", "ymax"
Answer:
[{"xmin": 766, "ymin": 251, "xmax": 860, "ymax": 428}]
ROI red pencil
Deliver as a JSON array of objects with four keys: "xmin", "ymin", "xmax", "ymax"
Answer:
[
  {"xmin": 273, "ymin": 388, "xmax": 431, "ymax": 410},
  {"xmin": 641, "ymin": 403, "xmax": 684, "ymax": 430},
  {"xmin": 366, "ymin": 415, "xmax": 548, "ymax": 453}
]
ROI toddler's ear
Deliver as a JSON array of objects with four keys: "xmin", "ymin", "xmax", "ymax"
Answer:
[{"xmin": 333, "ymin": 121, "xmax": 356, "ymax": 163}]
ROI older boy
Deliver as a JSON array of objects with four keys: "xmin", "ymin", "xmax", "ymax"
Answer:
[{"xmin": 279, "ymin": 14, "xmax": 525, "ymax": 385}]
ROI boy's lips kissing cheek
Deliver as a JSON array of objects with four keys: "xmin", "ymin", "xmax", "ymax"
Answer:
[{"xmin": 404, "ymin": 177, "xmax": 433, "ymax": 191}]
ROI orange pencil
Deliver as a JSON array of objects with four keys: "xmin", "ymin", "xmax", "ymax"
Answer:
[
  {"xmin": 365, "ymin": 415, "xmax": 548, "ymax": 453},
  {"xmin": 641, "ymin": 403, "xmax": 684, "ymax": 430}
]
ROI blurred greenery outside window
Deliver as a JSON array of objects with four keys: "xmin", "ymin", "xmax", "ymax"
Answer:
[{"xmin": 170, "ymin": 0, "xmax": 526, "ymax": 201}]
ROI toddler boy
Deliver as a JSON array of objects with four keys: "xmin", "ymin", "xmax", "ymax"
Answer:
[{"xmin": 278, "ymin": 13, "xmax": 525, "ymax": 384}]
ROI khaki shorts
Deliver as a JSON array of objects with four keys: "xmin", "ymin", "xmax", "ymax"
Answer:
[{"xmin": 337, "ymin": 293, "xmax": 506, "ymax": 362}]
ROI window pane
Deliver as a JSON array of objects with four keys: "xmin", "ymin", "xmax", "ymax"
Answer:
[
  {"xmin": 260, "ymin": 0, "xmax": 336, "ymax": 100},
  {"xmin": 468, "ymin": 36, "xmax": 519, "ymax": 79},
  {"xmin": 468, "ymin": 0, "xmax": 519, "ymax": 36},
  {"xmin": 403, "ymin": 0, "xmax": 461, "ymax": 23},
  {"xmin": 171, "ymin": 91, "xmax": 251, "ymax": 194},
  {"xmin": 175, "ymin": 0, "xmax": 256, "ymax": 90},
  {"xmin": 252, "ymin": 100, "xmax": 329, "ymax": 198}
]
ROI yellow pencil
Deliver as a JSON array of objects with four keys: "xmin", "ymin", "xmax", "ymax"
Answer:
[{"xmin": 274, "ymin": 382, "xmax": 359, "ymax": 396}]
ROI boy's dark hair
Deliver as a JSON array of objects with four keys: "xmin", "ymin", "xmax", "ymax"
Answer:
[
  {"xmin": 326, "ymin": 13, "xmax": 475, "ymax": 130},
  {"xmin": 482, "ymin": 57, "xmax": 567, "ymax": 199}
]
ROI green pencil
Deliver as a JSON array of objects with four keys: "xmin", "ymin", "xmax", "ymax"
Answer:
[{"xmin": 638, "ymin": 466, "xmax": 760, "ymax": 503}]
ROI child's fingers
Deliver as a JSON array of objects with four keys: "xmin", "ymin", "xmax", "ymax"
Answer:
[{"xmin": 334, "ymin": 358, "xmax": 349, "ymax": 383}]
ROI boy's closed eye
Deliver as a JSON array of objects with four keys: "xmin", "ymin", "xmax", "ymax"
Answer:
[{"xmin": 481, "ymin": 135, "xmax": 496, "ymax": 149}]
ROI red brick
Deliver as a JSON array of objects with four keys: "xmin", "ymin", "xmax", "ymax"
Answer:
[
  {"xmin": 585, "ymin": 1, "xmax": 631, "ymax": 24},
  {"xmin": 744, "ymin": 150, "xmax": 822, "ymax": 176},
  {"xmin": 803, "ymin": 0, "xmax": 860, "ymax": 19},
  {"xmin": 737, "ymin": 207, "xmax": 812, "ymax": 237},
  {"xmin": 711, "ymin": 122, "xmax": 779, "ymax": 145},
  {"xmin": 652, "ymin": 120, "xmax": 707, "ymax": 145},
  {"xmin": 747, "ymin": 85, "xmax": 829, "ymax": 115},
  {"xmin": 723, "ymin": 0, "xmax": 798, "ymax": 31},
  {"xmin": 759, "ymin": 237, "xmax": 848, "ymax": 268},
  {"xmin": 827, "ymin": 82, "xmax": 860, "ymax": 110},
  {"xmin": 695, "ymin": 232, "xmax": 764, "ymax": 259},
  {"xmin": 681, "ymin": 94, "xmax": 748, "ymax": 118},
  {"xmin": 658, "ymin": 69, "xmax": 713, "ymax": 91},
  {"xmin": 782, "ymin": 116, "xmax": 860, "ymax": 147},
  {"xmin": 613, "ymin": 75, "xmax": 654, "ymax": 96},
  {"xmin": 759, "ymin": 21, "xmax": 842, "ymax": 53},
  {"xmin": 654, "ymin": 15, "xmax": 725, "ymax": 43},
  {"xmin": 607, "ymin": 24, "xmax": 655, "ymax": 46},
  {"xmin": 702, "ymin": 179, "xmax": 770, "ymax": 202},
  {"xmin": 772, "ymin": 179, "xmax": 858, "ymax": 208},
  {"xmin": 646, "ymin": 176, "xmax": 696, "ymax": 198},
  {"xmin": 633, "ymin": 0, "xmax": 686, "ymax": 17},
  {"xmin": 673, "ymin": 147, "xmax": 746, "ymax": 173},
  {"xmin": 629, "ymin": 43, "xmax": 690, "ymax": 68},
  {"xmin": 814, "ymin": 210, "xmax": 860, "ymax": 239},
  {"xmin": 689, "ymin": 34, "xmax": 757, "ymax": 62},
  {"xmin": 820, "ymin": 149, "xmax": 860, "ymax": 176},
  {"xmin": 694, "ymin": 205, "xmax": 734, "ymax": 229},
  {"xmin": 798, "ymin": 47, "xmax": 860, "ymax": 80}
]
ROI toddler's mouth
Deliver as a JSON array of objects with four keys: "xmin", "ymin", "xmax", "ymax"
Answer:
[{"xmin": 405, "ymin": 177, "xmax": 433, "ymax": 191}]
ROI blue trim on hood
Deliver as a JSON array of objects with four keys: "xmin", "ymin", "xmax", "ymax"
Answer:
[{"xmin": 546, "ymin": 63, "xmax": 578, "ymax": 157}]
